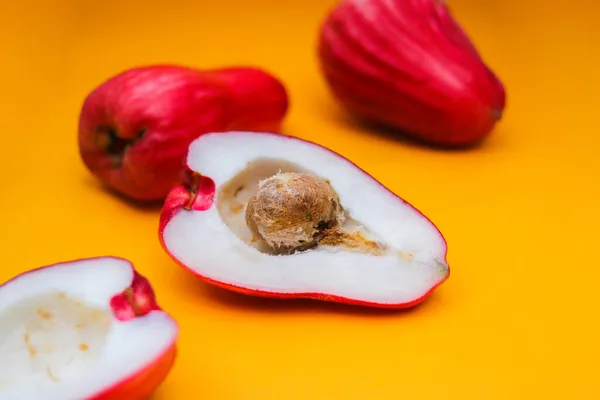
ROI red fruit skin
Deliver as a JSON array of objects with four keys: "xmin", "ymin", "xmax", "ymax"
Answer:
[
  {"xmin": 317, "ymin": 0, "xmax": 506, "ymax": 147},
  {"xmin": 87, "ymin": 345, "xmax": 177, "ymax": 400},
  {"xmin": 212, "ymin": 66, "xmax": 289, "ymax": 132},
  {"xmin": 158, "ymin": 131, "xmax": 449, "ymax": 309},
  {"xmin": 0, "ymin": 257, "xmax": 178, "ymax": 400},
  {"xmin": 78, "ymin": 65, "xmax": 289, "ymax": 201}
]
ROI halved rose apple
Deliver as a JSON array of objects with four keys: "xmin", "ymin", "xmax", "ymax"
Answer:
[
  {"xmin": 159, "ymin": 131, "xmax": 450, "ymax": 309},
  {"xmin": 0, "ymin": 257, "xmax": 178, "ymax": 399}
]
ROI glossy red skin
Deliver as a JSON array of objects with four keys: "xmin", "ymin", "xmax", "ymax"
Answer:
[
  {"xmin": 318, "ymin": 0, "xmax": 506, "ymax": 147},
  {"xmin": 158, "ymin": 131, "xmax": 450, "ymax": 309},
  {"xmin": 0, "ymin": 256, "xmax": 178, "ymax": 399},
  {"xmin": 88, "ymin": 345, "xmax": 177, "ymax": 400},
  {"xmin": 78, "ymin": 65, "xmax": 289, "ymax": 201}
]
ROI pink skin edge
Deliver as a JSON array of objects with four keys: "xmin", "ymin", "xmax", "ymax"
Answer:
[
  {"xmin": 0, "ymin": 256, "xmax": 178, "ymax": 399},
  {"xmin": 158, "ymin": 131, "xmax": 450, "ymax": 309},
  {"xmin": 316, "ymin": 0, "xmax": 506, "ymax": 147}
]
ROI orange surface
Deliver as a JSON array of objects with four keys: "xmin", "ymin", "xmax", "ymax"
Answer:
[{"xmin": 1, "ymin": 0, "xmax": 599, "ymax": 399}]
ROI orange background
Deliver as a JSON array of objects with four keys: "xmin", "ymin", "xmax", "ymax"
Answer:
[{"xmin": 1, "ymin": 0, "xmax": 598, "ymax": 399}]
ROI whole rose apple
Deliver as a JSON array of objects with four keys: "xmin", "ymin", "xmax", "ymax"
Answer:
[
  {"xmin": 317, "ymin": 0, "xmax": 506, "ymax": 147},
  {"xmin": 78, "ymin": 64, "xmax": 289, "ymax": 201}
]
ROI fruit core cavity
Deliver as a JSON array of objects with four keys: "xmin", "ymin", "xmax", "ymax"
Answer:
[
  {"xmin": 216, "ymin": 158, "xmax": 387, "ymax": 256},
  {"xmin": 95, "ymin": 125, "xmax": 145, "ymax": 168},
  {"xmin": 245, "ymin": 171, "xmax": 386, "ymax": 255},
  {"xmin": 0, "ymin": 291, "xmax": 112, "ymax": 388}
]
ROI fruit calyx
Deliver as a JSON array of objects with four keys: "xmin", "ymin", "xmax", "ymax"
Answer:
[
  {"xmin": 95, "ymin": 125, "xmax": 146, "ymax": 168},
  {"xmin": 182, "ymin": 170, "xmax": 216, "ymax": 212},
  {"xmin": 109, "ymin": 272, "xmax": 159, "ymax": 321}
]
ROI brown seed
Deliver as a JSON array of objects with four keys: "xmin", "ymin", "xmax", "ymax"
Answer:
[{"xmin": 246, "ymin": 172, "xmax": 343, "ymax": 253}]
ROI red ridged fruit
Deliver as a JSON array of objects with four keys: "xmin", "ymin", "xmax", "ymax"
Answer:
[
  {"xmin": 318, "ymin": 0, "xmax": 506, "ymax": 147},
  {"xmin": 78, "ymin": 64, "xmax": 289, "ymax": 202}
]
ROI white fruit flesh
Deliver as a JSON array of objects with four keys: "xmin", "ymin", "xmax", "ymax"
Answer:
[
  {"xmin": 0, "ymin": 257, "xmax": 177, "ymax": 399},
  {"xmin": 162, "ymin": 131, "xmax": 449, "ymax": 305}
]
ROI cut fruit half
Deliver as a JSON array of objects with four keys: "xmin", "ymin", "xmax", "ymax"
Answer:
[
  {"xmin": 0, "ymin": 257, "xmax": 178, "ymax": 400},
  {"xmin": 159, "ymin": 131, "xmax": 450, "ymax": 308}
]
